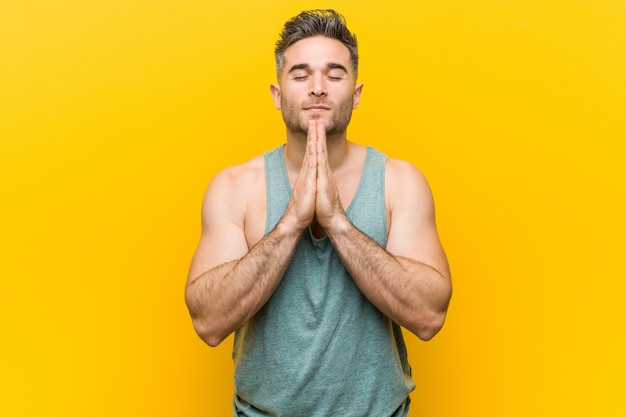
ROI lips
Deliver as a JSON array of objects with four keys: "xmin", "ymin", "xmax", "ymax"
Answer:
[{"xmin": 303, "ymin": 102, "xmax": 331, "ymax": 110}]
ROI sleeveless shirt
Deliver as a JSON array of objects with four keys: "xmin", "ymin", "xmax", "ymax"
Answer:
[{"xmin": 232, "ymin": 145, "xmax": 415, "ymax": 417}]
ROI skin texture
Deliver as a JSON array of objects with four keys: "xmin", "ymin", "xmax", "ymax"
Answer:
[{"xmin": 185, "ymin": 36, "xmax": 452, "ymax": 347}]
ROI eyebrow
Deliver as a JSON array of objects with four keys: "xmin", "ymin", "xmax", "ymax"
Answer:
[
  {"xmin": 287, "ymin": 62, "xmax": 349, "ymax": 74},
  {"xmin": 327, "ymin": 62, "xmax": 348, "ymax": 73},
  {"xmin": 287, "ymin": 63, "xmax": 310, "ymax": 73}
]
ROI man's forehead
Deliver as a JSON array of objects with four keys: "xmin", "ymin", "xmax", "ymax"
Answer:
[
  {"xmin": 283, "ymin": 37, "xmax": 352, "ymax": 72},
  {"xmin": 284, "ymin": 36, "xmax": 351, "ymax": 62}
]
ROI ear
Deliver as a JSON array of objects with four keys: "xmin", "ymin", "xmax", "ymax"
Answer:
[
  {"xmin": 270, "ymin": 83, "xmax": 281, "ymax": 110},
  {"xmin": 352, "ymin": 82, "xmax": 364, "ymax": 109}
]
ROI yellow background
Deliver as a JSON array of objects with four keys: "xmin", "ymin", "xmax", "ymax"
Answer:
[{"xmin": 1, "ymin": 0, "xmax": 624, "ymax": 416}]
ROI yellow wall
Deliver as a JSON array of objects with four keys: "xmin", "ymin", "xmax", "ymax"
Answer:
[{"xmin": 1, "ymin": 1, "xmax": 624, "ymax": 416}]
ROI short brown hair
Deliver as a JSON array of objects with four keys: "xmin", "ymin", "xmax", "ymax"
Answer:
[{"xmin": 274, "ymin": 9, "xmax": 359, "ymax": 79}]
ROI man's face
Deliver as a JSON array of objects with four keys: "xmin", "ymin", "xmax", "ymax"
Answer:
[{"xmin": 271, "ymin": 36, "xmax": 363, "ymax": 136}]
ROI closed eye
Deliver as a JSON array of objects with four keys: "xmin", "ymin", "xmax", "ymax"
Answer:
[{"xmin": 326, "ymin": 67, "xmax": 347, "ymax": 81}]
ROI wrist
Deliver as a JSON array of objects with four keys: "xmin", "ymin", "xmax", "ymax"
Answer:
[
  {"xmin": 276, "ymin": 212, "xmax": 309, "ymax": 238},
  {"xmin": 323, "ymin": 213, "xmax": 352, "ymax": 238}
]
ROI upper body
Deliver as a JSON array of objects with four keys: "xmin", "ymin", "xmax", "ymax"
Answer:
[
  {"xmin": 232, "ymin": 144, "xmax": 415, "ymax": 416},
  {"xmin": 185, "ymin": 9, "xmax": 452, "ymax": 415}
]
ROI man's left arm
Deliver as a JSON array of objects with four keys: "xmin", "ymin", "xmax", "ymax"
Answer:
[{"xmin": 317, "ymin": 139, "xmax": 451, "ymax": 340}]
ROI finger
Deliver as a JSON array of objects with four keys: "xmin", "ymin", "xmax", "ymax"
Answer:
[
  {"xmin": 297, "ymin": 120, "xmax": 314, "ymax": 178},
  {"xmin": 316, "ymin": 120, "xmax": 328, "ymax": 173},
  {"xmin": 294, "ymin": 120, "xmax": 315, "ymax": 192},
  {"xmin": 317, "ymin": 120, "xmax": 325, "ymax": 155},
  {"xmin": 307, "ymin": 120, "xmax": 318, "ymax": 169},
  {"xmin": 308, "ymin": 119, "xmax": 318, "ymax": 143}
]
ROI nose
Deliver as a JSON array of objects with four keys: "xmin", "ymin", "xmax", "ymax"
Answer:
[{"xmin": 309, "ymin": 75, "xmax": 326, "ymax": 97}]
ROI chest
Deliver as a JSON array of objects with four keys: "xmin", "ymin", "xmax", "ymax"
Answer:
[
  {"xmin": 244, "ymin": 147, "xmax": 391, "ymax": 249},
  {"xmin": 242, "ymin": 168, "xmax": 362, "ymax": 248}
]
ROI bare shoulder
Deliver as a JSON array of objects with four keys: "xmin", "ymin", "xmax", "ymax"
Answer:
[
  {"xmin": 385, "ymin": 158, "xmax": 449, "ymax": 277},
  {"xmin": 385, "ymin": 158, "xmax": 429, "ymax": 184},
  {"xmin": 202, "ymin": 154, "xmax": 266, "ymax": 228},
  {"xmin": 189, "ymin": 155, "xmax": 266, "ymax": 280},
  {"xmin": 208, "ymin": 154, "xmax": 265, "ymax": 191},
  {"xmin": 385, "ymin": 157, "xmax": 435, "ymax": 217}
]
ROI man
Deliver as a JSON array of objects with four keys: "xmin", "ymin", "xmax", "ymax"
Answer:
[{"xmin": 185, "ymin": 9, "xmax": 452, "ymax": 417}]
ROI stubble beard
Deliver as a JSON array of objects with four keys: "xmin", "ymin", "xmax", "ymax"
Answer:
[{"xmin": 282, "ymin": 98, "xmax": 354, "ymax": 138}]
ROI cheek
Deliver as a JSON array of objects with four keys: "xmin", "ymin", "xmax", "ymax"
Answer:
[
  {"xmin": 279, "ymin": 95, "xmax": 290, "ymax": 110},
  {"xmin": 282, "ymin": 93, "xmax": 303, "ymax": 109},
  {"xmin": 351, "ymin": 91, "xmax": 360, "ymax": 107}
]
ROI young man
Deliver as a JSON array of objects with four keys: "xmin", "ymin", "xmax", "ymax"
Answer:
[{"xmin": 185, "ymin": 9, "xmax": 452, "ymax": 416}]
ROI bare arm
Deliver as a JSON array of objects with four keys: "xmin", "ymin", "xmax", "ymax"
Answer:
[
  {"xmin": 315, "ymin": 131, "xmax": 452, "ymax": 340},
  {"xmin": 185, "ymin": 139, "xmax": 317, "ymax": 347},
  {"xmin": 185, "ymin": 217, "xmax": 301, "ymax": 347}
]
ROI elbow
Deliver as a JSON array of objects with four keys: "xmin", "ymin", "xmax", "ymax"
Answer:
[
  {"xmin": 413, "ymin": 279, "xmax": 452, "ymax": 341},
  {"xmin": 191, "ymin": 318, "xmax": 228, "ymax": 348},
  {"xmin": 407, "ymin": 307, "xmax": 449, "ymax": 342},
  {"xmin": 185, "ymin": 288, "xmax": 229, "ymax": 347},
  {"xmin": 204, "ymin": 335, "xmax": 226, "ymax": 348},
  {"xmin": 414, "ymin": 311, "xmax": 447, "ymax": 341}
]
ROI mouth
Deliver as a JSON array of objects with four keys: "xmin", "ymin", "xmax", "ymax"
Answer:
[
  {"xmin": 303, "ymin": 103, "xmax": 331, "ymax": 110},
  {"xmin": 304, "ymin": 106, "xmax": 330, "ymax": 112}
]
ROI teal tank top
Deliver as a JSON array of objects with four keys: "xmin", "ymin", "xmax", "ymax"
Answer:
[{"xmin": 232, "ymin": 145, "xmax": 415, "ymax": 417}]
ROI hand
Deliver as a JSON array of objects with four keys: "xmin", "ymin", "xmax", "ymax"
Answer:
[
  {"xmin": 313, "ymin": 120, "xmax": 346, "ymax": 230},
  {"xmin": 282, "ymin": 120, "xmax": 318, "ymax": 232}
]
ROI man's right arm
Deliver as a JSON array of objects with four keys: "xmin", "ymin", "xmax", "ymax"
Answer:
[{"xmin": 185, "ymin": 143, "xmax": 316, "ymax": 347}]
